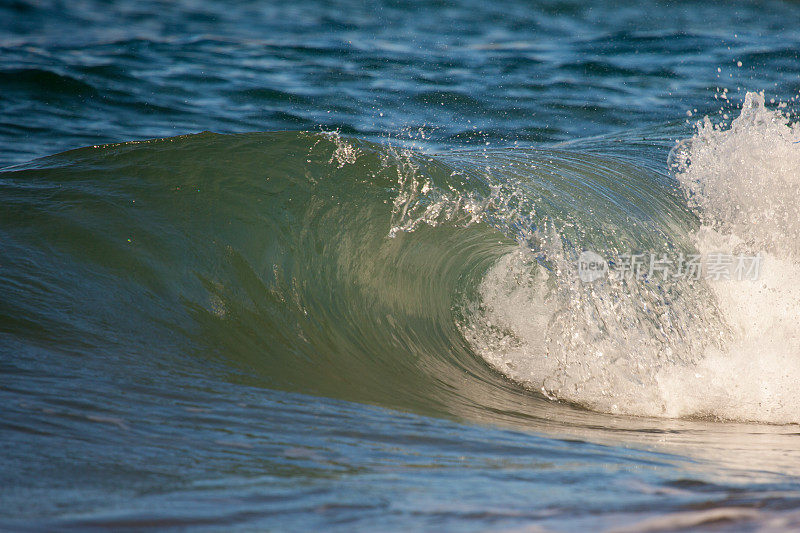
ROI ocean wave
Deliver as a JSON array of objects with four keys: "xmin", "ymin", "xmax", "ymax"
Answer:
[{"xmin": 2, "ymin": 94, "xmax": 799, "ymax": 426}]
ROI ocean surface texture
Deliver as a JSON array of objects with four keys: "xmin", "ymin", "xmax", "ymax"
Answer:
[{"xmin": 3, "ymin": 0, "xmax": 800, "ymax": 530}]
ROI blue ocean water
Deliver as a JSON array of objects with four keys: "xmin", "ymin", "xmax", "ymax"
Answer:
[{"xmin": 3, "ymin": 0, "xmax": 800, "ymax": 530}]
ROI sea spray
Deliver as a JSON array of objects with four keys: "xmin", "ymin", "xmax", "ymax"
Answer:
[
  {"xmin": 420, "ymin": 93, "xmax": 800, "ymax": 423},
  {"xmin": 660, "ymin": 92, "xmax": 800, "ymax": 423}
]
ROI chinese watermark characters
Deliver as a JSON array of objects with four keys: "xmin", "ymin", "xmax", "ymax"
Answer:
[{"xmin": 577, "ymin": 250, "xmax": 762, "ymax": 283}]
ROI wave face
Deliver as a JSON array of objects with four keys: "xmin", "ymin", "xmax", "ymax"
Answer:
[
  {"xmin": 1, "ymin": 131, "xmax": 524, "ymax": 422},
  {"xmin": 2, "ymin": 94, "xmax": 799, "ymax": 427}
]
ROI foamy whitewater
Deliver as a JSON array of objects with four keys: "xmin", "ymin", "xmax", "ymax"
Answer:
[{"xmin": 450, "ymin": 92, "xmax": 800, "ymax": 424}]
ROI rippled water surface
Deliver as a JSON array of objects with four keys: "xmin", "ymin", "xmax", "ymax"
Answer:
[{"xmin": 3, "ymin": 0, "xmax": 800, "ymax": 531}]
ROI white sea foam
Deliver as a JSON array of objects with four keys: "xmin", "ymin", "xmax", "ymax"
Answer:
[
  {"xmin": 467, "ymin": 92, "xmax": 800, "ymax": 423},
  {"xmin": 662, "ymin": 92, "xmax": 800, "ymax": 423}
]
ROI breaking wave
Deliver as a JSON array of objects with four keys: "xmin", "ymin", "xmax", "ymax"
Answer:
[{"xmin": 2, "ymin": 92, "xmax": 799, "ymax": 426}]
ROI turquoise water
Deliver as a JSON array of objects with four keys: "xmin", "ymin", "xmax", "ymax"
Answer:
[{"xmin": 3, "ymin": 1, "xmax": 800, "ymax": 531}]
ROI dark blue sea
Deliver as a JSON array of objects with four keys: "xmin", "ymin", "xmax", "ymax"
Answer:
[{"xmin": 3, "ymin": 0, "xmax": 800, "ymax": 530}]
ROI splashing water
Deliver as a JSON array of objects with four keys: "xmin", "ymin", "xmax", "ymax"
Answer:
[
  {"xmin": 441, "ymin": 92, "xmax": 800, "ymax": 424},
  {"xmin": 666, "ymin": 92, "xmax": 800, "ymax": 423}
]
